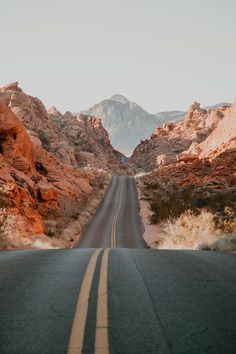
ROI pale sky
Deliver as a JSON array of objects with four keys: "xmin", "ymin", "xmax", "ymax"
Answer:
[{"xmin": 1, "ymin": 0, "xmax": 236, "ymax": 113}]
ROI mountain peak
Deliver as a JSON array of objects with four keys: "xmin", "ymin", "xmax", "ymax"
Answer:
[{"xmin": 110, "ymin": 94, "xmax": 129, "ymax": 104}]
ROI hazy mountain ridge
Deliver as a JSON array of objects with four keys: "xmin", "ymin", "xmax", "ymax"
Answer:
[{"xmin": 83, "ymin": 94, "xmax": 160, "ymax": 156}]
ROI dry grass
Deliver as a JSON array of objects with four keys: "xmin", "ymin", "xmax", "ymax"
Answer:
[
  {"xmin": 0, "ymin": 230, "xmax": 59, "ymax": 250},
  {"xmin": 158, "ymin": 209, "xmax": 236, "ymax": 251}
]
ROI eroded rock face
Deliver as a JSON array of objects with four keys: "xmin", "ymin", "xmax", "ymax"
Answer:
[
  {"xmin": 0, "ymin": 105, "xmax": 55, "ymax": 241},
  {"xmin": 0, "ymin": 83, "xmax": 126, "ymax": 174},
  {"xmin": 0, "ymin": 85, "xmax": 109, "ymax": 248},
  {"xmin": 48, "ymin": 110, "xmax": 123, "ymax": 171},
  {"xmin": 0, "ymin": 104, "xmax": 35, "ymax": 173},
  {"xmin": 130, "ymin": 101, "xmax": 231, "ymax": 171},
  {"xmin": 198, "ymin": 100, "xmax": 236, "ymax": 159},
  {"xmin": 179, "ymin": 100, "xmax": 236, "ymax": 161}
]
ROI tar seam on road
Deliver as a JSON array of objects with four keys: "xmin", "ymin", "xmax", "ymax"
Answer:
[
  {"xmin": 95, "ymin": 248, "xmax": 110, "ymax": 353},
  {"xmin": 111, "ymin": 177, "xmax": 124, "ymax": 248},
  {"xmin": 67, "ymin": 249, "xmax": 102, "ymax": 354}
]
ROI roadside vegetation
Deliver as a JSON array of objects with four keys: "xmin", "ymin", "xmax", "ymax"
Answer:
[{"xmin": 140, "ymin": 151, "xmax": 236, "ymax": 251}]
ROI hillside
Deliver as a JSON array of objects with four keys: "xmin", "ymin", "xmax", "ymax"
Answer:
[
  {"xmin": 137, "ymin": 99, "xmax": 236, "ymax": 251},
  {"xmin": 130, "ymin": 101, "xmax": 231, "ymax": 171},
  {"xmin": 0, "ymin": 82, "xmax": 126, "ymax": 249}
]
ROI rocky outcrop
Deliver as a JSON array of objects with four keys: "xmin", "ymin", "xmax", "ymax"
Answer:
[
  {"xmin": 177, "ymin": 100, "xmax": 236, "ymax": 161},
  {"xmin": 130, "ymin": 101, "xmax": 231, "ymax": 171},
  {"xmin": 0, "ymin": 83, "xmax": 60, "ymax": 155},
  {"xmin": 0, "ymin": 104, "xmax": 54, "ymax": 244},
  {"xmin": 0, "ymin": 83, "xmax": 126, "ymax": 173},
  {"xmin": 0, "ymin": 103, "xmax": 35, "ymax": 172},
  {"xmin": 48, "ymin": 109, "xmax": 125, "ymax": 172},
  {"xmin": 0, "ymin": 84, "xmax": 111, "ymax": 249}
]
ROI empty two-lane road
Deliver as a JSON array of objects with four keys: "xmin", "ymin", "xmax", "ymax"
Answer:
[
  {"xmin": 76, "ymin": 176, "xmax": 147, "ymax": 248},
  {"xmin": 1, "ymin": 176, "xmax": 236, "ymax": 353},
  {"xmin": 0, "ymin": 249, "xmax": 236, "ymax": 353}
]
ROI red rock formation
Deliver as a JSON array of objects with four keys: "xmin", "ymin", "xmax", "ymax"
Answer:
[
  {"xmin": 130, "ymin": 101, "xmax": 231, "ymax": 171},
  {"xmin": 152, "ymin": 150, "xmax": 236, "ymax": 189},
  {"xmin": 0, "ymin": 86, "xmax": 109, "ymax": 248},
  {"xmin": 0, "ymin": 83, "xmax": 133, "ymax": 174},
  {"xmin": 177, "ymin": 100, "xmax": 236, "ymax": 163},
  {"xmin": 0, "ymin": 104, "xmax": 47, "ymax": 240},
  {"xmin": 0, "ymin": 103, "xmax": 35, "ymax": 172},
  {"xmin": 48, "ymin": 110, "xmax": 123, "ymax": 171}
]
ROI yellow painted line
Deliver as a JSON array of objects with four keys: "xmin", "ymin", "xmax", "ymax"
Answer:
[
  {"xmin": 111, "ymin": 178, "xmax": 124, "ymax": 248},
  {"xmin": 95, "ymin": 248, "xmax": 110, "ymax": 354},
  {"xmin": 67, "ymin": 249, "xmax": 102, "ymax": 354}
]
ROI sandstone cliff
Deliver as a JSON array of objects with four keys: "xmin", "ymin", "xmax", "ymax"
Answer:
[
  {"xmin": 130, "ymin": 101, "xmax": 231, "ymax": 171},
  {"xmin": 0, "ymin": 83, "xmax": 114, "ymax": 248},
  {"xmin": 179, "ymin": 99, "xmax": 236, "ymax": 160},
  {"xmin": 0, "ymin": 82, "xmax": 126, "ymax": 174},
  {"xmin": 47, "ymin": 108, "xmax": 127, "ymax": 173}
]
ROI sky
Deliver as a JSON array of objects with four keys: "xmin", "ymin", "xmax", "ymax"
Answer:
[{"xmin": 1, "ymin": 0, "xmax": 236, "ymax": 113}]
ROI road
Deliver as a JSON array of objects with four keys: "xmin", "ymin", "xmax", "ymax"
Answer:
[
  {"xmin": 0, "ymin": 249, "xmax": 236, "ymax": 353},
  {"xmin": 76, "ymin": 176, "xmax": 147, "ymax": 248}
]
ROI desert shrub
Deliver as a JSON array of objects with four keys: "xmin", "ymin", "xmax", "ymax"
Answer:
[
  {"xmin": 146, "ymin": 181, "xmax": 236, "ymax": 224},
  {"xmin": 44, "ymin": 220, "xmax": 58, "ymax": 238},
  {"xmin": 0, "ymin": 197, "xmax": 12, "ymax": 208},
  {"xmin": 0, "ymin": 215, "xmax": 11, "ymax": 248},
  {"xmin": 92, "ymin": 174, "xmax": 105, "ymax": 190},
  {"xmin": 38, "ymin": 131, "xmax": 50, "ymax": 147},
  {"xmin": 209, "ymin": 236, "xmax": 236, "ymax": 252},
  {"xmin": 0, "ymin": 232, "xmax": 11, "ymax": 248},
  {"xmin": 213, "ymin": 207, "xmax": 236, "ymax": 233},
  {"xmin": 149, "ymin": 185, "xmax": 199, "ymax": 223},
  {"xmin": 161, "ymin": 210, "xmax": 217, "ymax": 249},
  {"xmin": 158, "ymin": 208, "xmax": 236, "ymax": 250},
  {"xmin": 143, "ymin": 180, "xmax": 161, "ymax": 190}
]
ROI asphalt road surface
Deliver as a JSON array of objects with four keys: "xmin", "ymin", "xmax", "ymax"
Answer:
[
  {"xmin": 0, "ymin": 249, "xmax": 236, "ymax": 354},
  {"xmin": 76, "ymin": 176, "xmax": 147, "ymax": 248}
]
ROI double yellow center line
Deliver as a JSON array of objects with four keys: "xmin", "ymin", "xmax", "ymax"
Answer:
[
  {"xmin": 67, "ymin": 178, "xmax": 124, "ymax": 352},
  {"xmin": 111, "ymin": 177, "xmax": 124, "ymax": 248},
  {"xmin": 67, "ymin": 249, "xmax": 110, "ymax": 354}
]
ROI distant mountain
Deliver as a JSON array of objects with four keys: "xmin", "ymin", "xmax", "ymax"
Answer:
[
  {"xmin": 154, "ymin": 102, "xmax": 231, "ymax": 125},
  {"xmin": 83, "ymin": 95, "xmax": 231, "ymax": 156},
  {"xmin": 204, "ymin": 102, "xmax": 231, "ymax": 110},
  {"xmin": 154, "ymin": 111, "xmax": 186, "ymax": 124},
  {"xmin": 82, "ymin": 95, "xmax": 160, "ymax": 156}
]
